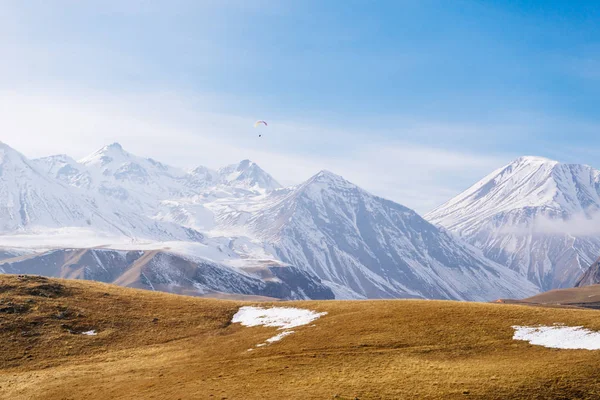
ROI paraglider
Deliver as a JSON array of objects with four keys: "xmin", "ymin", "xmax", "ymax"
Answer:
[
  {"xmin": 254, "ymin": 120, "xmax": 267, "ymax": 128},
  {"xmin": 254, "ymin": 120, "xmax": 267, "ymax": 138}
]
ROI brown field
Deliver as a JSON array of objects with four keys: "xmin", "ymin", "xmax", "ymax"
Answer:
[{"xmin": 2, "ymin": 275, "xmax": 600, "ymax": 399}]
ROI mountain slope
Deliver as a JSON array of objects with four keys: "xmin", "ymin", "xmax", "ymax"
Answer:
[
  {"xmin": 426, "ymin": 156, "xmax": 600, "ymax": 290},
  {"xmin": 3, "ymin": 141, "xmax": 540, "ymax": 301},
  {"xmin": 227, "ymin": 171, "xmax": 539, "ymax": 301},
  {"xmin": 0, "ymin": 141, "xmax": 120, "ymax": 233},
  {"xmin": 0, "ymin": 248, "xmax": 334, "ymax": 300},
  {"xmin": 217, "ymin": 159, "xmax": 281, "ymax": 192},
  {"xmin": 575, "ymin": 256, "xmax": 600, "ymax": 288}
]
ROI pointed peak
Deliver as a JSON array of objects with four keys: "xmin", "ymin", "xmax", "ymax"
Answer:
[
  {"xmin": 79, "ymin": 142, "xmax": 131, "ymax": 166},
  {"xmin": 217, "ymin": 159, "xmax": 281, "ymax": 190},
  {"xmin": 105, "ymin": 142, "xmax": 123, "ymax": 151},
  {"xmin": 310, "ymin": 170, "xmax": 346, "ymax": 182},
  {"xmin": 511, "ymin": 155, "xmax": 558, "ymax": 166},
  {"xmin": 302, "ymin": 170, "xmax": 356, "ymax": 190},
  {"xmin": 316, "ymin": 170, "xmax": 340, "ymax": 178},
  {"xmin": 238, "ymin": 159, "xmax": 254, "ymax": 169},
  {"xmin": 93, "ymin": 142, "xmax": 128, "ymax": 156}
]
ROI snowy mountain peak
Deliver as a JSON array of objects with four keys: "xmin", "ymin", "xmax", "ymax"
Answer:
[
  {"xmin": 105, "ymin": 142, "xmax": 123, "ymax": 151},
  {"xmin": 217, "ymin": 160, "xmax": 281, "ymax": 191},
  {"xmin": 238, "ymin": 159, "xmax": 253, "ymax": 169},
  {"xmin": 312, "ymin": 170, "xmax": 346, "ymax": 182},
  {"xmin": 299, "ymin": 170, "xmax": 358, "ymax": 194},
  {"xmin": 427, "ymin": 155, "xmax": 600, "ymax": 227},
  {"xmin": 513, "ymin": 155, "xmax": 558, "ymax": 165},
  {"xmin": 425, "ymin": 156, "xmax": 600, "ymax": 290}
]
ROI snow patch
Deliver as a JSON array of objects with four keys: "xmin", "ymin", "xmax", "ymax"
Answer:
[
  {"xmin": 512, "ymin": 325, "xmax": 600, "ymax": 350},
  {"xmin": 232, "ymin": 306, "xmax": 326, "ymax": 349},
  {"xmin": 80, "ymin": 330, "xmax": 97, "ymax": 336},
  {"xmin": 232, "ymin": 306, "xmax": 327, "ymax": 330},
  {"xmin": 266, "ymin": 330, "xmax": 295, "ymax": 343}
]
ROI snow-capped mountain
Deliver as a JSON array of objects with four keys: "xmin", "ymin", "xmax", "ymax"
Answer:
[
  {"xmin": 426, "ymin": 156, "xmax": 600, "ymax": 290},
  {"xmin": 216, "ymin": 159, "xmax": 281, "ymax": 191},
  {"xmin": 0, "ymin": 141, "xmax": 200, "ymax": 241},
  {"xmin": 0, "ymin": 141, "xmax": 540, "ymax": 301},
  {"xmin": 225, "ymin": 170, "xmax": 538, "ymax": 300},
  {"xmin": 0, "ymin": 141, "xmax": 115, "ymax": 233}
]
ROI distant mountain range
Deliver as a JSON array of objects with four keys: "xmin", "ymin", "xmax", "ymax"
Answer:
[{"xmin": 0, "ymin": 141, "xmax": 539, "ymax": 301}]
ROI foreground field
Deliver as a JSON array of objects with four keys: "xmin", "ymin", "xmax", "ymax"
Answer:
[{"xmin": 1, "ymin": 275, "xmax": 600, "ymax": 399}]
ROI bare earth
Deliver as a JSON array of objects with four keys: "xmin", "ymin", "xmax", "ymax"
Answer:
[{"xmin": 2, "ymin": 275, "xmax": 600, "ymax": 399}]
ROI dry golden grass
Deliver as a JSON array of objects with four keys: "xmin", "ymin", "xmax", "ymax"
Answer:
[{"xmin": 2, "ymin": 275, "xmax": 600, "ymax": 399}]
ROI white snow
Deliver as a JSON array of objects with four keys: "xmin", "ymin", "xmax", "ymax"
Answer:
[
  {"xmin": 0, "ymin": 141, "xmax": 541, "ymax": 302},
  {"xmin": 80, "ymin": 330, "xmax": 97, "ymax": 336},
  {"xmin": 512, "ymin": 325, "xmax": 600, "ymax": 350},
  {"xmin": 425, "ymin": 155, "xmax": 600, "ymax": 290},
  {"xmin": 265, "ymin": 330, "xmax": 295, "ymax": 343},
  {"xmin": 231, "ymin": 306, "xmax": 327, "ymax": 330},
  {"xmin": 232, "ymin": 306, "xmax": 326, "ymax": 348}
]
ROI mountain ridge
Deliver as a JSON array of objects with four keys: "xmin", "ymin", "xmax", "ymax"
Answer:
[
  {"xmin": 0, "ymin": 141, "xmax": 540, "ymax": 300},
  {"xmin": 426, "ymin": 155, "xmax": 600, "ymax": 290}
]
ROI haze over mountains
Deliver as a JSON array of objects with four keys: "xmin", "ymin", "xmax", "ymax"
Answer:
[{"xmin": 0, "ymin": 141, "xmax": 539, "ymax": 301}]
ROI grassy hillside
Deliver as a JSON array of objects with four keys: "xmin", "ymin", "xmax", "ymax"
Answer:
[{"xmin": 2, "ymin": 275, "xmax": 600, "ymax": 399}]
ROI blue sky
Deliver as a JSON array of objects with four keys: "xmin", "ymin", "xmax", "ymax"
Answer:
[{"xmin": 1, "ymin": 1, "xmax": 599, "ymax": 212}]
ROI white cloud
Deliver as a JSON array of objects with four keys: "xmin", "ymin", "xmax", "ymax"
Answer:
[
  {"xmin": 497, "ymin": 212, "xmax": 600, "ymax": 237},
  {"xmin": 0, "ymin": 89, "xmax": 511, "ymax": 214}
]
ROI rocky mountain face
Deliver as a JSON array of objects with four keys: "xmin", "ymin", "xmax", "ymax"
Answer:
[
  {"xmin": 575, "ymin": 257, "xmax": 600, "ymax": 288},
  {"xmin": 0, "ymin": 141, "xmax": 540, "ymax": 300},
  {"xmin": 426, "ymin": 156, "xmax": 600, "ymax": 291},
  {"xmin": 0, "ymin": 248, "xmax": 334, "ymax": 300}
]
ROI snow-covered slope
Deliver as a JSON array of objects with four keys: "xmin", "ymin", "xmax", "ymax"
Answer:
[
  {"xmin": 0, "ymin": 141, "xmax": 118, "ymax": 233},
  {"xmin": 0, "ymin": 142, "xmax": 200, "ymax": 241},
  {"xmin": 217, "ymin": 159, "xmax": 281, "ymax": 192},
  {"xmin": 211, "ymin": 171, "xmax": 539, "ymax": 301},
  {"xmin": 1, "ymin": 141, "xmax": 540, "ymax": 301},
  {"xmin": 426, "ymin": 156, "xmax": 600, "ymax": 290}
]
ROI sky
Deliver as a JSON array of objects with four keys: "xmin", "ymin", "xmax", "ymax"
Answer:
[{"xmin": 1, "ymin": 0, "xmax": 599, "ymax": 213}]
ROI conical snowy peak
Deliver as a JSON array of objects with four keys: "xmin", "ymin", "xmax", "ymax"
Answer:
[
  {"xmin": 426, "ymin": 156, "xmax": 600, "ymax": 232},
  {"xmin": 217, "ymin": 159, "xmax": 281, "ymax": 191},
  {"xmin": 79, "ymin": 142, "xmax": 130, "ymax": 167},
  {"xmin": 425, "ymin": 156, "xmax": 600, "ymax": 291},
  {"xmin": 186, "ymin": 165, "xmax": 219, "ymax": 189},
  {"xmin": 306, "ymin": 170, "xmax": 349, "ymax": 185},
  {"xmin": 238, "ymin": 170, "xmax": 538, "ymax": 301}
]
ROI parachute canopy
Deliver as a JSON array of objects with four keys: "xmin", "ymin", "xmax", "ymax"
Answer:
[{"xmin": 254, "ymin": 120, "xmax": 268, "ymax": 128}]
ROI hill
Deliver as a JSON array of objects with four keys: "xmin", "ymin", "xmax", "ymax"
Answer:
[
  {"xmin": 505, "ymin": 283, "xmax": 600, "ymax": 310},
  {"xmin": 1, "ymin": 276, "xmax": 600, "ymax": 399}
]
